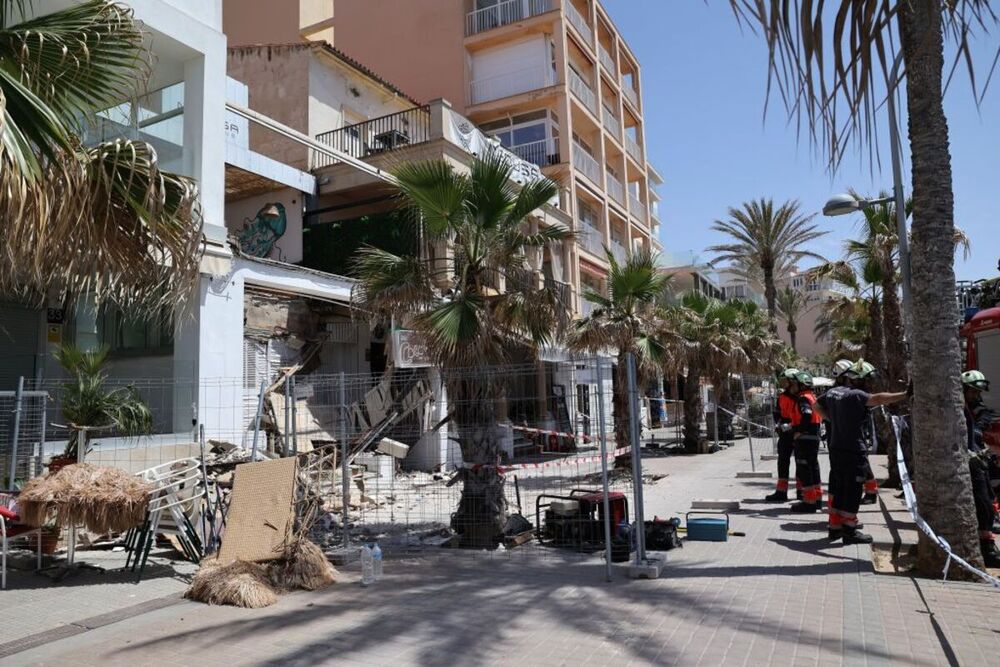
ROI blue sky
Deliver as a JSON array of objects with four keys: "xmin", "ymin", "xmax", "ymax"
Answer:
[{"xmin": 603, "ymin": 0, "xmax": 998, "ymax": 281}]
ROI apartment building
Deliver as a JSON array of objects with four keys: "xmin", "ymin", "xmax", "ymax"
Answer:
[{"xmin": 297, "ymin": 0, "xmax": 666, "ymax": 315}]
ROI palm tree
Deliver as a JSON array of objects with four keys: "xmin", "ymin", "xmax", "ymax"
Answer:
[
  {"xmin": 726, "ymin": 1, "xmax": 995, "ymax": 573},
  {"xmin": 708, "ymin": 199, "xmax": 826, "ymax": 324},
  {"xmin": 568, "ymin": 248, "xmax": 675, "ymax": 454},
  {"xmin": 54, "ymin": 343, "xmax": 152, "ymax": 462},
  {"xmin": 775, "ymin": 286, "xmax": 808, "ymax": 354},
  {"xmin": 352, "ymin": 148, "xmax": 567, "ymax": 548},
  {"xmin": 815, "ymin": 260, "xmax": 887, "ymax": 385},
  {"xmin": 0, "ymin": 1, "xmax": 203, "ymax": 315}
]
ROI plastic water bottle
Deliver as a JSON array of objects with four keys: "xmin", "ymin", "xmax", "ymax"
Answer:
[
  {"xmin": 360, "ymin": 544, "xmax": 374, "ymax": 586},
  {"xmin": 372, "ymin": 543, "xmax": 383, "ymax": 581}
]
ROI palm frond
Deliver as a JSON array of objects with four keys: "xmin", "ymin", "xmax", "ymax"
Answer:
[{"xmin": 392, "ymin": 159, "xmax": 471, "ymax": 238}]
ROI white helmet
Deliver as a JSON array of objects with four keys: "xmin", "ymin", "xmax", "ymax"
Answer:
[{"xmin": 833, "ymin": 359, "xmax": 853, "ymax": 376}]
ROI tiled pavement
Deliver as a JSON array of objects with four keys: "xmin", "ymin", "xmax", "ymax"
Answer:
[{"xmin": 6, "ymin": 439, "xmax": 1000, "ymax": 666}]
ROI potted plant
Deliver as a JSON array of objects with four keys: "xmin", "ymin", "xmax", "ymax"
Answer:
[{"xmin": 48, "ymin": 344, "xmax": 153, "ymax": 472}]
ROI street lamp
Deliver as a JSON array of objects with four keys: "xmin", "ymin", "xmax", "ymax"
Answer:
[{"xmin": 823, "ymin": 50, "xmax": 911, "ymax": 341}]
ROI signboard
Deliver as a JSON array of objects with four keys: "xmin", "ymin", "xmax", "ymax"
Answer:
[
  {"xmin": 46, "ymin": 308, "xmax": 65, "ymax": 324},
  {"xmin": 392, "ymin": 329, "xmax": 433, "ymax": 369}
]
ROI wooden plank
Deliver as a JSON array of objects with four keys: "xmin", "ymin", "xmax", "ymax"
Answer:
[{"xmin": 217, "ymin": 457, "xmax": 298, "ymax": 564}]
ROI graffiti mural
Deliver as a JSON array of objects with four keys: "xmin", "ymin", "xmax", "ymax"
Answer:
[{"xmin": 236, "ymin": 202, "xmax": 287, "ymax": 259}]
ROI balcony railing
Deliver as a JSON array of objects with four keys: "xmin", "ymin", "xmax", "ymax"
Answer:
[
  {"xmin": 599, "ymin": 45, "xmax": 616, "ymax": 75},
  {"xmin": 580, "ymin": 298, "xmax": 597, "ymax": 318},
  {"xmin": 544, "ymin": 276, "xmax": 572, "ymax": 307},
  {"xmin": 466, "ymin": 0, "xmax": 553, "ymax": 36},
  {"xmin": 576, "ymin": 222, "xmax": 604, "ymax": 256},
  {"xmin": 572, "ymin": 144, "xmax": 601, "ymax": 184},
  {"xmin": 623, "ymin": 84, "xmax": 639, "ymax": 109},
  {"xmin": 565, "ymin": 2, "xmax": 592, "ymax": 42},
  {"xmin": 314, "ymin": 106, "xmax": 431, "ymax": 167},
  {"xmin": 509, "ymin": 138, "xmax": 561, "ymax": 167},
  {"xmin": 470, "ymin": 63, "xmax": 550, "ymax": 105},
  {"xmin": 625, "ymin": 133, "xmax": 643, "ymax": 162},
  {"xmin": 602, "ymin": 103, "xmax": 620, "ymax": 140},
  {"xmin": 569, "ymin": 68, "xmax": 597, "ymax": 114},
  {"xmin": 610, "ymin": 240, "xmax": 627, "ymax": 264},
  {"xmin": 606, "ymin": 170, "xmax": 624, "ymax": 205},
  {"xmin": 629, "ymin": 194, "xmax": 647, "ymax": 223}
]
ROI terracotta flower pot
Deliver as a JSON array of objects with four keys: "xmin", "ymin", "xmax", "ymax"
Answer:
[{"xmin": 33, "ymin": 526, "xmax": 60, "ymax": 555}]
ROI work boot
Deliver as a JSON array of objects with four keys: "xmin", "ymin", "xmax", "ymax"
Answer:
[
  {"xmin": 992, "ymin": 519, "xmax": 1000, "ymax": 535},
  {"xmin": 796, "ymin": 490, "xmax": 803, "ymax": 501},
  {"xmin": 981, "ymin": 540, "xmax": 1000, "ymax": 569},
  {"xmin": 764, "ymin": 490, "xmax": 788, "ymax": 503},
  {"xmin": 790, "ymin": 502, "xmax": 820, "ymax": 514},
  {"xmin": 860, "ymin": 493, "xmax": 878, "ymax": 505},
  {"xmin": 828, "ymin": 527, "xmax": 843, "ymax": 541},
  {"xmin": 842, "ymin": 529, "xmax": 874, "ymax": 545}
]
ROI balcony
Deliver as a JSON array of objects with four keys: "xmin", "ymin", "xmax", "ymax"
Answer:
[
  {"xmin": 572, "ymin": 144, "xmax": 601, "ymax": 184},
  {"xmin": 470, "ymin": 64, "xmax": 551, "ymax": 105},
  {"xmin": 624, "ymin": 84, "xmax": 639, "ymax": 109},
  {"xmin": 605, "ymin": 170, "xmax": 624, "ymax": 205},
  {"xmin": 610, "ymin": 239, "xmax": 627, "ymax": 264},
  {"xmin": 625, "ymin": 133, "xmax": 643, "ymax": 162},
  {"xmin": 466, "ymin": 0, "xmax": 553, "ymax": 36},
  {"xmin": 569, "ymin": 68, "xmax": 597, "ymax": 114},
  {"xmin": 629, "ymin": 194, "xmax": 647, "ymax": 223},
  {"xmin": 599, "ymin": 45, "xmax": 616, "ymax": 76},
  {"xmin": 544, "ymin": 276, "xmax": 572, "ymax": 307},
  {"xmin": 565, "ymin": 2, "xmax": 592, "ymax": 43},
  {"xmin": 576, "ymin": 221, "xmax": 604, "ymax": 256},
  {"xmin": 314, "ymin": 106, "xmax": 431, "ymax": 167},
  {"xmin": 509, "ymin": 138, "xmax": 561, "ymax": 167},
  {"xmin": 602, "ymin": 103, "xmax": 620, "ymax": 140},
  {"xmin": 580, "ymin": 298, "xmax": 597, "ymax": 318}
]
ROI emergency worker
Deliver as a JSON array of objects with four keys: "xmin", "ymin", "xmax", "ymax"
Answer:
[
  {"xmin": 961, "ymin": 370, "xmax": 1000, "ymax": 567},
  {"xmin": 816, "ymin": 360, "xmax": 908, "ymax": 544},
  {"xmin": 790, "ymin": 371, "xmax": 824, "ymax": 513},
  {"xmin": 765, "ymin": 369, "xmax": 801, "ymax": 503}
]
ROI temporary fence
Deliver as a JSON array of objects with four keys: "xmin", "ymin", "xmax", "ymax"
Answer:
[{"xmin": 892, "ymin": 416, "xmax": 1000, "ymax": 588}]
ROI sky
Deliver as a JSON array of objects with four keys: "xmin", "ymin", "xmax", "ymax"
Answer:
[{"xmin": 602, "ymin": 0, "xmax": 999, "ymax": 281}]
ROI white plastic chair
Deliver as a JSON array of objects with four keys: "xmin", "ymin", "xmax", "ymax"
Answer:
[{"xmin": 0, "ymin": 493, "xmax": 42, "ymax": 590}]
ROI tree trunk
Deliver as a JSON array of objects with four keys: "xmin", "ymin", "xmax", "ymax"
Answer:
[
  {"xmin": 900, "ymin": 0, "xmax": 983, "ymax": 575},
  {"xmin": 683, "ymin": 364, "xmax": 704, "ymax": 453},
  {"xmin": 612, "ymin": 351, "xmax": 633, "ymax": 469},
  {"xmin": 882, "ymin": 273, "xmax": 906, "ymax": 390},
  {"xmin": 448, "ymin": 374, "xmax": 508, "ymax": 549},
  {"xmin": 763, "ymin": 265, "xmax": 777, "ymax": 328},
  {"xmin": 865, "ymin": 298, "xmax": 887, "ymax": 391},
  {"xmin": 788, "ymin": 323, "xmax": 798, "ymax": 354}
]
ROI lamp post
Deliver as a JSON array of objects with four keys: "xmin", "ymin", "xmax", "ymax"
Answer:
[{"xmin": 823, "ymin": 51, "xmax": 911, "ymax": 340}]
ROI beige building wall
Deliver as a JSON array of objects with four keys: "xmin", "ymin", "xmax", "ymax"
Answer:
[{"xmin": 224, "ymin": 0, "xmax": 334, "ymax": 46}]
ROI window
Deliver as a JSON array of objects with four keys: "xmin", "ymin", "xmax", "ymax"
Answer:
[
  {"xmin": 482, "ymin": 110, "xmax": 554, "ymax": 149},
  {"xmin": 572, "ymin": 132, "xmax": 593, "ymax": 155},
  {"xmin": 97, "ymin": 304, "xmax": 173, "ymax": 356},
  {"xmin": 792, "ymin": 277, "xmax": 804, "ymax": 288},
  {"xmin": 577, "ymin": 198, "xmax": 598, "ymax": 227}
]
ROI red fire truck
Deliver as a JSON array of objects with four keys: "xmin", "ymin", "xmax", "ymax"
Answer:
[{"xmin": 961, "ymin": 306, "xmax": 1000, "ymax": 450}]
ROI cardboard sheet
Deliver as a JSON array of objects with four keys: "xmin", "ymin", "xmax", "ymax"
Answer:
[{"xmin": 217, "ymin": 457, "xmax": 297, "ymax": 564}]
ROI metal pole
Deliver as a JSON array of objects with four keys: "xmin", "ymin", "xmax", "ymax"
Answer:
[
  {"xmin": 290, "ymin": 376, "xmax": 298, "ymax": 456},
  {"xmin": 768, "ymin": 387, "xmax": 777, "ymax": 456},
  {"xmin": 68, "ymin": 429, "xmax": 88, "ymax": 566},
  {"xmin": 251, "ymin": 380, "xmax": 266, "ymax": 460},
  {"xmin": 742, "ymin": 375, "xmax": 755, "ymax": 472},
  {"xmin": 886, "ymin": 50, "xmax": 912, "ymax": 341},
  {"xmin": 36, "ymin": 397, "xmax": 48, "ymax": 478},
  {"xmin": 712, "ymin": 387, "xmax": 720, "ymax": 450},
  {"xmin": 284, "ymin": 376, "xmax": 292, "ymax": 456},
  {"xmin": 7, "ymin": 376, "xmax": 24, "ymax": 488},
  {"xmin": 595, "ymin": 358, "xmax": 613, "ymax": 582},
  {"xmin": 198, "ymin": 424, "xmax": 217, "ymax": 555},
  {"xmin": 626, "ymin": 353, "xmax": 647, "ymax": 564},
  {"xmin": 339, "ymin": 372, "xmax": 350, "ymax": 550}
]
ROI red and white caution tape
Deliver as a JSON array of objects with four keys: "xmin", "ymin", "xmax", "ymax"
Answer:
[
  {"xmin": 461, "ymin": 445, "xmax": 631, "ymax": 472},
  {"xmin": 512, "ymin": 424, "xmax": 594, "ymax": 443}
]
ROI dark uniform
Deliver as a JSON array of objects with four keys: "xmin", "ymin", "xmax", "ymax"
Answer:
[
  {"xmin": 792, "ymin": 389, "xmax": 823, "ymax": 509},
  {"xmin": 767, "ymin": 392, "xmax": 799, "ymax": 500},
  {"xmin": 818, "ymin": 385, "xmax": 871, "ymax": 538},
  {"xmin": 965, "ymin": 398, "xmax": 999, "ymax": 541}
]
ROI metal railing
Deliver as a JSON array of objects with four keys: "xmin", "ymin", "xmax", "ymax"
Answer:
[
  {"xmin": 470, "ymin": 64, "xmax": 550, "ymax": 105},
  {"xmin": 629, "ymin": 194, "xmax": 647, "ymax": 223},
  {"xmin": 509, "ymin": 138, "xmax": 560, "ymax": 167},
  {"xmin": 572, "ymin": 144, "xmax": 601, "ymax": 184},
  {"xmin": 605, "ymin": 170, "xmax": 625, "ymax": 205},
  {"xmin": 314, "ymin": 106, "xmax": 431, "ymax": 167},
  {"xmin": 569, "ymin": 68, "xmax": 597, "ymax": 113},
  {"xmin": 466, "ymin": 0, "xmax": 553, "ymax": 36},
  {"xmin": 544, "ymin": 276, "xmax": 572, "ymax": 308},
  {"xmin": 602, "ymin": 103, "xmax": 620, "ymax": 140},
  {"xmin": 625, "ymin": 133, "xmax": 643, "ymax": 162},
  {"xmin": 610, "ymin": 240, "xmax": 627, "ymax": 264},
  {"xmin": 599, "ymin": 45, "xmax": 616, "ymax": 75},
  {"xmin": 565, "ymin": 1, "xmax": 592, "ymax": 42},
  {"xmin": 623, "ymin": 84, "xmax": 639, "ymax": 109},
  {"xmin": 576, "ymin": 221, "xmax": 604, "ymax": 256}
]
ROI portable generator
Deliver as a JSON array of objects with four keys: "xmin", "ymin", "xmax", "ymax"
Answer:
[{"xmin": 535, "ymin": 488, "xmax": 629, "ymax": 556}]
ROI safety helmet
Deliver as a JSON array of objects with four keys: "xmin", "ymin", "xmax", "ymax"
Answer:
[
  {"xmin": 794, "ymin": 371, "xmax": 814, "ymax": 388},
  {"xmin": 845, "ymin": 359, "xmax": 877, "ymax": 380},
  {"xmin": 833, "ymin": 359, "xmax": 853, "ymax": 376},
  {"xmin": 779, "ymin": 368, "xmax": 801, "ymax": 380},
  {"xmin": 961, "ymin": 370, "xmax": 990, "ymax": 392}
]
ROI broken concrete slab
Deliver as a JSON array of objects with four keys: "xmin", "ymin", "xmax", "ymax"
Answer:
[
  {"xmin": 736, "ymin": 471, "xmax": 772, "ymax": 479},
  {"xmin": 376, "ymin": 438, "xmax": 410, "ymax": 459},
  {"xmin": 627, "ymin": 553, "xmax": 667, "ymax": 579},
  {"xmin": 691, "ymin": 499, "xmax": 741, "ymax": 511}
]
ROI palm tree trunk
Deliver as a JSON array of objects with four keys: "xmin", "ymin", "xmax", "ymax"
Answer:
[
  {"xmin": 613, "ymin": 351, "xmax": 633, "ymax": 468},
  {"xmin": 448, "ymin": 374, "xmax": 508, "ymax": 548},
  {"xmin": 900, "ymin": 0, "xmax": 983, "ymax": 575},
  {"xmin": 865, "ymin": 298, "xmax": 886, "ymax": 391},
  {"xmin": 788, "ymin": 324, "xmax": 798, "ymax": 354},
  {"xmin": 882, "ymin": 274, "xmax": 906, "ymax": 390},
  {"xmin": 763, "ymin": 265, "xmax": 777, "ymax": 327},
  {"xmin": 683, "ymin": 363, "xmax": 704, "ymax": 453}
]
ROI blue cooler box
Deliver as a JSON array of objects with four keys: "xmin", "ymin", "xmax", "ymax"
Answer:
[{"xmin": 685, "ymin": 512, "xmax": 729, "ymax": 542}]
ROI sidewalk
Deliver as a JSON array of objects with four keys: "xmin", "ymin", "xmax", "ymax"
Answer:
[{"xmin": 5, "ymin": 438, "xmax": 1000, "ymax": 666}]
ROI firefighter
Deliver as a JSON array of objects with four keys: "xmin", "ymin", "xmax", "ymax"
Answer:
[
  {"xmin": 961, "ymin": 370, "xmax": 1000, "ymax": 567},
  {"xmin": 765, "ymin": 368, "xmax": 801, "ymax": 503},
  {"xmin": 815, "ymin": 359, "xmax": 908, "ymax": 544},
  {"xmin": 790, "ymin": 371, "xmax": 824, "ymax": 513},
  {"xmin": 832, "ymin": 359, "xmax": 879, "ymax": 505}
]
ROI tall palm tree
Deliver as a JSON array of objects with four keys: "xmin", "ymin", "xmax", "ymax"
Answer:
[
  {"xmin": 568, "ymin": 248, "xmax": 674, "ymax": 455},
  {"xmin": 708, "ymin": 199, "xmax": 826, "ymax": 324},
  {"xmin": 815, "ymin": 260, "xmax": 887, "ymax": 385},
  {"xmin": 0, "ymin": 1, "xmax": 203, "ymax": 315},
  {"xmin": 352, "ymin": 148, "xmax": 567, "ymax": 548},
  {"xmin": 775, "ymin": 286, "xmax": 808, "ymax": 354},
  {"xmin": 728, "ymin": 1, "xmax": 996, "ymax": 573}
]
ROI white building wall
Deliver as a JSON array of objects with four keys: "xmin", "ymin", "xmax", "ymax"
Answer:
[{"xmin": 307, "ymin": 55, "xmax": 415, "ymax": 139}]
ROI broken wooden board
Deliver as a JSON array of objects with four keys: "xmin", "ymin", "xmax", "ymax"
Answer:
[{"xmin": 217, "ymin": 457, "xmax": 298, "ymax": 565}]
